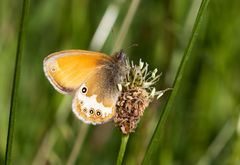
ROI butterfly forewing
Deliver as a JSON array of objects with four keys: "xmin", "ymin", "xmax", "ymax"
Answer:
[{"xmin": 43, "ymin": 50, "xmax": 111, "ymax": 94}]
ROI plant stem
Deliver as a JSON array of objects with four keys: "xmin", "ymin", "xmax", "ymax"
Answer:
[
  {"xmin": 142, "ymin": 0, "xmax": 210, "ymax": 164},
  {"xmin": 116, "ymin": 135, "xmax": 129, "ymax": 165},
  {"xmin": 5, "ymin": 0, "xmax": 30, "ymax": 164}
]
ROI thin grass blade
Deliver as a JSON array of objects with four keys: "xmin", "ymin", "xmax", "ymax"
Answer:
[
  {"xmin": 4, "ymin": 0, "xmax": 30, "ymax": 164},
  {"xmin": 142, "ymin": 0, "xmax": 210, "ymax": 164}
]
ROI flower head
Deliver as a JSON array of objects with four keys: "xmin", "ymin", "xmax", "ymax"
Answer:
[{"xmin": 114, "ymin": 59, "xmax": 171, "ymax": 134}]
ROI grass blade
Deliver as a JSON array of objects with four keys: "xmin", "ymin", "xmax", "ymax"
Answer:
[
  {"xmin": 4, "ymin": 0, "xmax": 30, "ymax": 164},
  {"xmin": 196, "ymin": 118, "xmax": 236, "ymax": 165},
  {"xmin": 142, "ymin": 0, "xmax": 210, "ymax": 163},
  {"xmin": 112, "ymin": 0, "xmax": 141, "ymax": 52},
  {"xmin": 66, "ymin": 124, "xmax": 89, "ymax": 165},
  {"xmin": 116, "ymin": 135, "xmax": 129, "ymax": 165}
]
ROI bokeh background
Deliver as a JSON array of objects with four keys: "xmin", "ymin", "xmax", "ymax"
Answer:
[{"xmin": 1, "ymin": 0, "xmax": 240, "ymax": 164}]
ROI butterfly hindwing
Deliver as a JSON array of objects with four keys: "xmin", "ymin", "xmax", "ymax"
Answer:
[{"xmin": 72, "ymin": 65, "xmax": 120, "ymax": 124}]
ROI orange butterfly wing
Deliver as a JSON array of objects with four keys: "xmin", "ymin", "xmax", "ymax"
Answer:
[
  {"xmin": 43, "ymin": 50, "xmax": 111, "ymax": 94},
  {"xmin": 44, "ymin": 50, "xmax": 122, "ymax": 124}
]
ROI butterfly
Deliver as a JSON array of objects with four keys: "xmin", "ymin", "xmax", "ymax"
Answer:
[{"xmin": 43, "ymin": 50, "xmax": 128, "ymax": 125}]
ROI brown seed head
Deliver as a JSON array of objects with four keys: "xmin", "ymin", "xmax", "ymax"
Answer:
[{"xmin": 114, "ymin": 59, "xmax": 171, "ymax": 134}]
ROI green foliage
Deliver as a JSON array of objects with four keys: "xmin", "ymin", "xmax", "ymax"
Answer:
[
  {"xmin": 4, "ymin": 0, "xmax": 30, "ymax": 164},
  {"xmin": 143, "ymin": 0, "xmax": 210, "ymax": 164},
  {"xmin": 0, "ymin": 0, "xmax": 240, "ymax": 164}
]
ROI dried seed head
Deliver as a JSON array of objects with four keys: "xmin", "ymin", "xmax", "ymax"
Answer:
[
  {"xmin": 114, "ymin": 87, "xmax": 150, "ymax": 134},
  {"xmin": 114, "ymin": 58, "xmax": 171, "ymax": 134}
]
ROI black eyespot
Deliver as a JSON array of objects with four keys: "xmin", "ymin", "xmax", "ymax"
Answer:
[
  {"xmin": 89, "ymin": 109, "xmax": 94, "ymax": 115},
  {"xmin": 81, "ymin": 86, "xmax": 87, "ymax": 94},
  {"xmin": 96, "ymin": 111, "xmax": 101, "ymax": 116}
]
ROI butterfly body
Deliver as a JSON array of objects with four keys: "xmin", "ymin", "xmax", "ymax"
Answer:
[{"xmin": 44, "ymin": 50, "xmax": 128, "ymax": 124}]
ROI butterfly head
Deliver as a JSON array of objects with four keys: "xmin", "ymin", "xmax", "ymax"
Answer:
[
  {"xmin": 116, "ymin": 49, "xmax": 126, "ymax": 61},
  {"xmin": 112, "ymin": 50, "xmax": 129, "ymax": 80}
]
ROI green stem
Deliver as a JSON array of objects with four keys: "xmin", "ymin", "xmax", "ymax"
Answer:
[
  {"xmin": 116, "ymin": 135, "xmax": 129, "ymax": 165},
  {"xmin": 5, "ymin": 0, "xmax": 30, "ymax": 164},
  {"xmin": 142, "ymin": 0, "xmax": 210, "ymax": 164}
]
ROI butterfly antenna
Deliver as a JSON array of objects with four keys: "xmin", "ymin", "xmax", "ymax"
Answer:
[
  {"xmin": 115, "ymin": 43, "xmax": 138, "ymax": 60},
  {"xmin": 123, "ymin": 43, "xmax": 138, "ymax": 52},
  {"xmin": 111, "ymin": 28, "xmax": 116, "ymax": 48}
]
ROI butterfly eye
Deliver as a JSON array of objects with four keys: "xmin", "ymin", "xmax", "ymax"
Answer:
[
  {"xmin": 96, "ymin": 110, "xmax": 101, "ymax": 116},
  {"xmin": 89, "ymin": 108, "xmax": 95, "ymax": 115},
  {"xmin": 81, "ymin": 86, "xmax": 88, "ymax": 94}
]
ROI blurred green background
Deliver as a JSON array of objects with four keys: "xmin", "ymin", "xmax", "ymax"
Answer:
[{"xmin": 1, "ymin": 0, "xmax": 240, "ymax": 164}]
